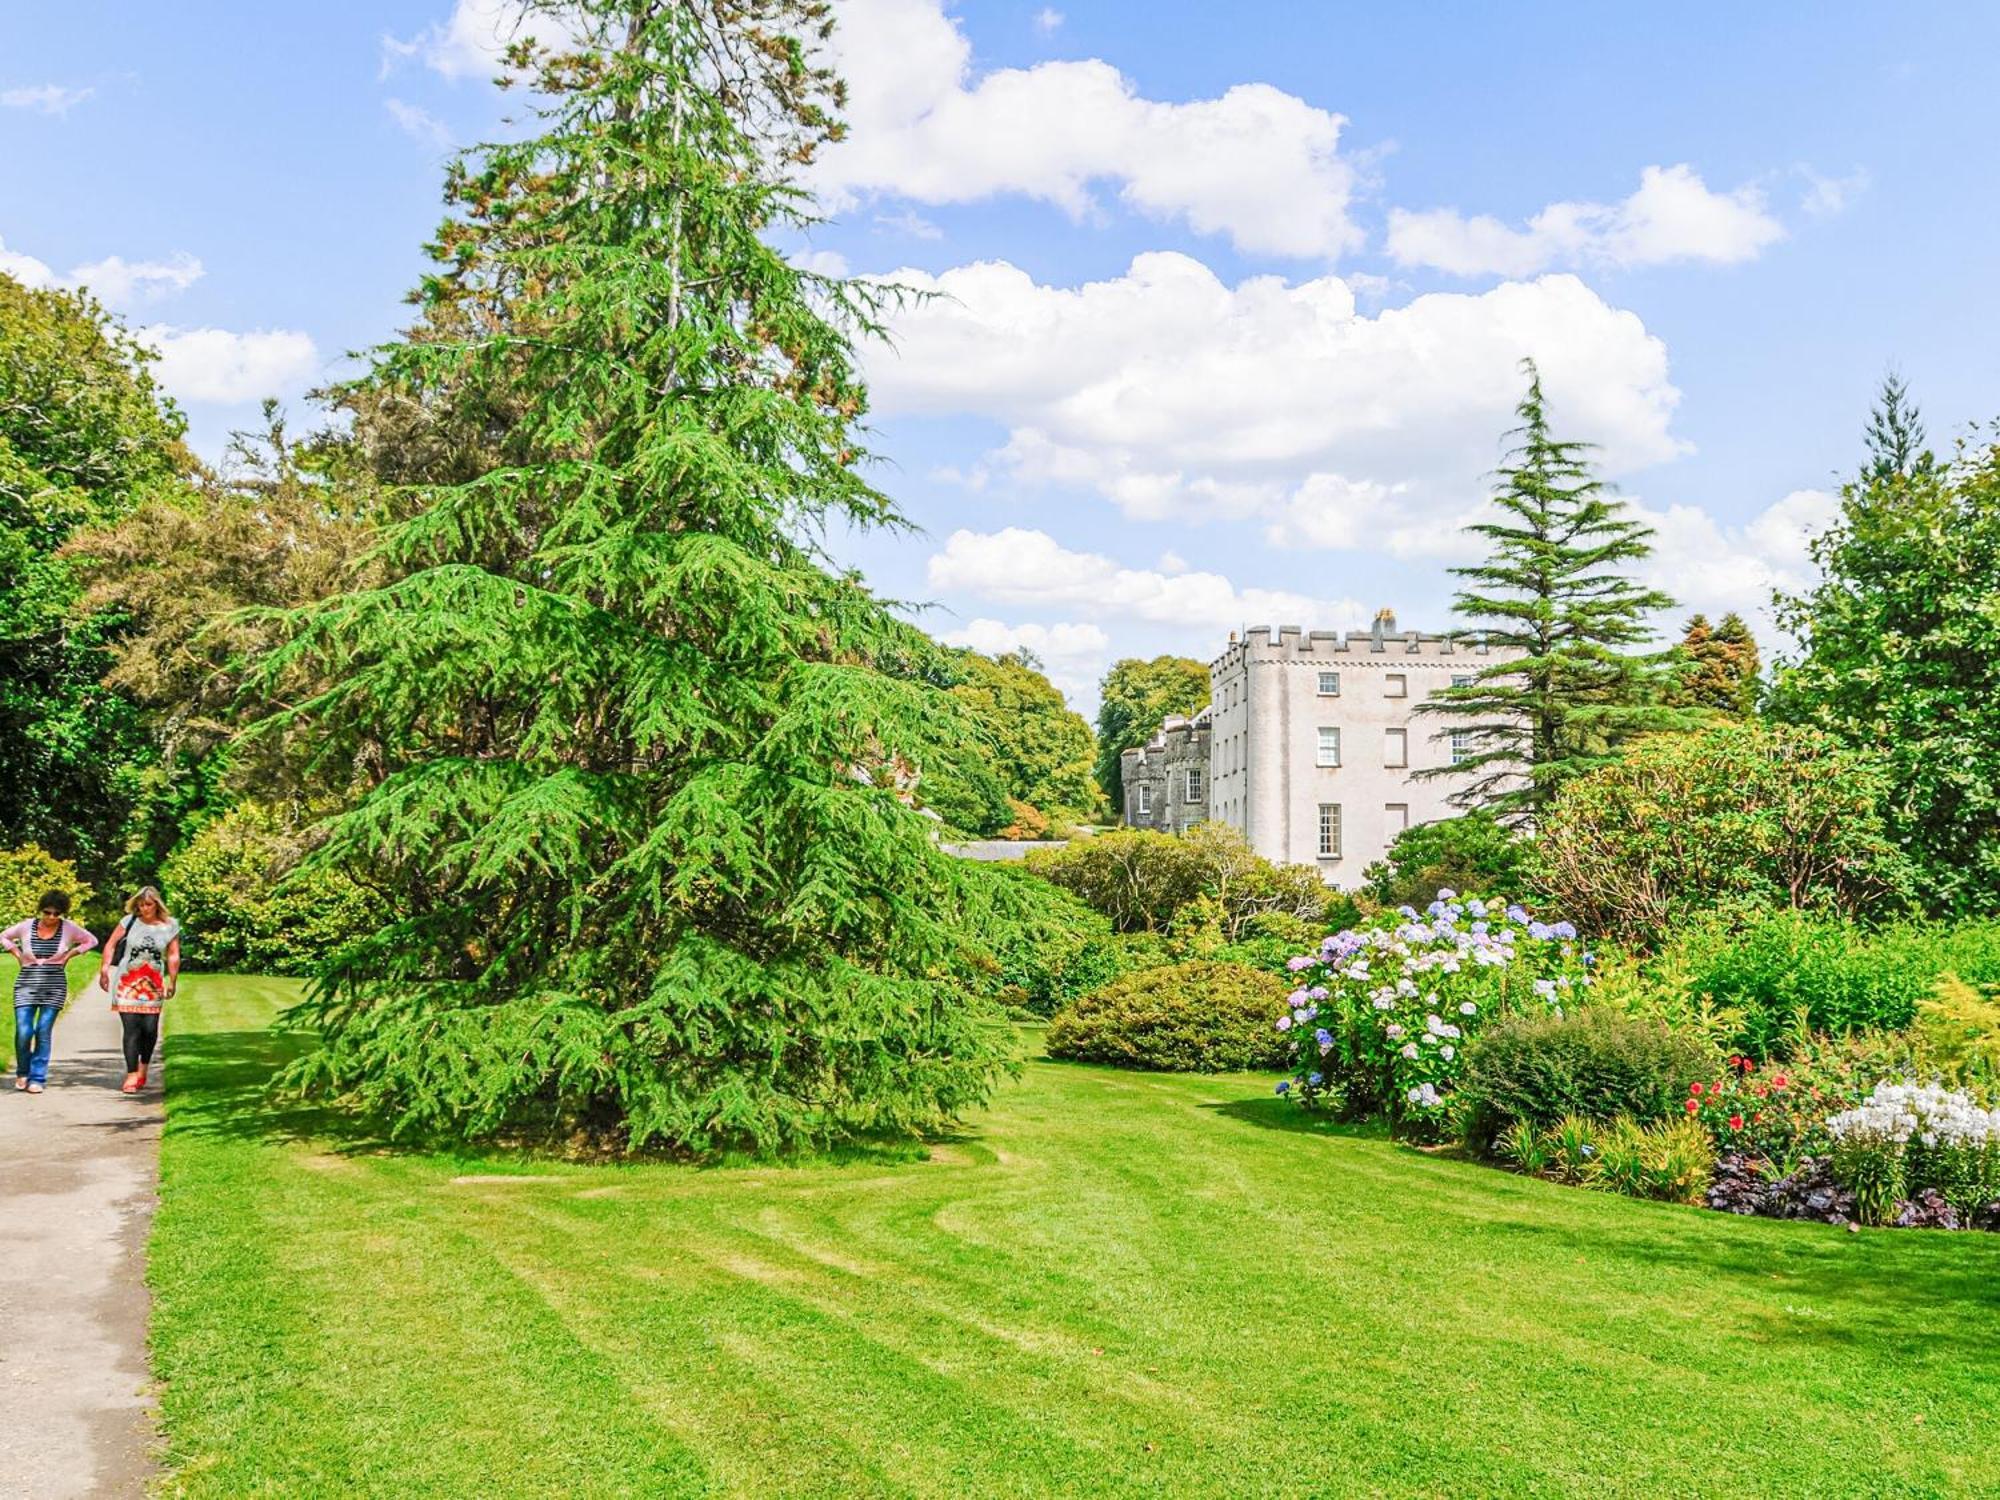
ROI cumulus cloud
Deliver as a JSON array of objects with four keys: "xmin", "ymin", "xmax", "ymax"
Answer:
[
  {"xmin": 384, "ymin": 0, "xmax": 577, "ymax": 80},
  {"xmin": 67, "ymin": 253, "xmax": 205, "ymax": 307},
  {"xmin": 1387, "ymin": 165, "xmax": 1785, "ymax": 277},
  {"xmin": 937, "ymin": 617, "xmax": 1109, "ymax": 702},
  {"xmin": 138, "ymin": 326, "xmax": 321, "ymax": 405},
  {"xmin": 1, "ymin": 85, "xmax": 93, "ymax": 116},
  {"xmin": 928, "ymin": 527, "xmax": 1368, "ymax": 635},
  {"xmin": 817, "ymin": 0, "xmax": 1361, "ymax": 259},
  {"xmin": 868, "ymin": 252, "xmax": 1682, "ymax": 554},
  {"xmin": 1, "ymin": 235, "xmax": 206, "ymax": 311},
  {"xmin": 1634, "ymin": 488, "xmax": 1837, "ymax": 641}
]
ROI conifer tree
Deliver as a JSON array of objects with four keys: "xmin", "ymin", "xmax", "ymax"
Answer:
[
  {"xmin": 1864, "ymin": 371, "xmax": 1933, "ymax": 483},
  {"xmin": 1668, "ymin": 610, "xmax": 1760, "ymax": 716},
  {"xmin": 1420, "ymin": 362, "xmax": 1690, "ymax": 822},
  {"xmin": 251, "ymin": 0, "xmax": 1016, "ymax": 1152}
]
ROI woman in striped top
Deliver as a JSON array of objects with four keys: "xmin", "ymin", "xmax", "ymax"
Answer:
[{"xmin": 5, "ymin": 890, "xmax": 98, "ymax": 1094}]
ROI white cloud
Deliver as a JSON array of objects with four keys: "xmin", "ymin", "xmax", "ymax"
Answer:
[
  {"xmin": 1387, "ymin": 164, "xmax": 1785, "ymax": 277},
  {"xmin": 67, "ymin": 253, "xmax": 204, "ymax": 307},
  {"xmin": 868, "ymin": 252, "xmax": 1682, "ymax": 553},
  {"xmin": 385, "ymin": 98, "xmax": 454, "ymax": 149},
  {"xmin": 0, "ymin": 236, "xmax": 55, "ymax": 288},
  {"xmin": 938, "ymin": 617, "xmax": 1108, "ymax": 702},
  {"xmin": 1798, "ymin": 165, "xmax": 1870, "ymax": 218},
  {"xmin": 928, "ymin": 527, "xmax": 1368, "ymax": 636},
  {"xmin": 138, "ymin": 326, "xmax": 320, "ymax": 405},
  {"xmin": 1, "ymin": 235, "xmax": 206, "ymax": 311},
  {"xmin": 1, "ymin": 85, "xmax": 93, "ymax": 116},
  {"xmin": 818, "ymin": 0, "xmax": 1361, "ymax": 259},
  {"xmin": 385, "ymin": 0, "xmax": 577, "ymax": 81},
  {"xmin": 873, "ymin": 210, "xmax": 943, "ymax": 241},
  {"xmin": 1634, "ymin": 487, "xmax": 1837, "ymax": 642},
  {"xmin": 1033, "ymin": 8, "xmax": 1065, "ymax": 34}
]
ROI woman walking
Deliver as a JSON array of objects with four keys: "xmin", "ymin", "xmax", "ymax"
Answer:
[
  {"xmin": 5, "ymin": 890, "xmax": 98, "ymax": 1094},
  {"xmin": 97, "ymin": 885, "xmax": 181, "ymax": 1095}
]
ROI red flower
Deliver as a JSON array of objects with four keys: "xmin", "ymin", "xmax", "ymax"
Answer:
[
  {"xmin": 1772, "ymin": 1073, "xmax": 1790, "ymax": 1089},
  {"xmin": 1689, "ymin": 1081, "xmax": 1705, "ymax": 1097},
  {"xmin": 1728, "ymin": 1114, "xmax": 1744, "ymax": 1130},
  {"xmin": 1685, "ymin": 1098, "xmax": 1701, "ymax": 1114}
]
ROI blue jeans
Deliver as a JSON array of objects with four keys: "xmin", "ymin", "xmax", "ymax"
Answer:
[{"xmin": 14, "ymin": 1003, "xmax": 59, "ymax": 1085}]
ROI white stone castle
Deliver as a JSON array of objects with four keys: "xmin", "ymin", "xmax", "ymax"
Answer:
[{"xmin": 1119, "ymin": 611, "xmax": 1522, "ymax": 887}]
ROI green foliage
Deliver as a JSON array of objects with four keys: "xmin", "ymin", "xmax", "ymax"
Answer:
[
  {"xmin": 1771, "ymin": 388, "xmax": 2000, "ymax": 914},
  {"xmin": 1025, "ymin": 822, "xmax": 1326, "ymax": 938},
  {"xmin": 0, "ymin": 273, "xmax": 193, "ymax": 882},
  {"xmin": 1667, "ymin": 612, "xmax": 1760, "ymax": 716},
  {"xmin": 1652, "ymin": 910, "xmax": 2000, "ymax": 1058},
  {"xmin": 969, "ymin": 865, "xmax": 1171, "ymax": 1018},
  {"xmin": 1044, "ymin": 961, "xmax": 1290, "ymax": 1072},
  {"xmin": 1362, "ymin": 811, "xmax": 1526, "ymax": 912},
  {"xmin": 158, "ymin": 802, "xmax": 374, "ymax": 976},
  {"xmin": 1509, "ymin": 1113, "xmax": 1716, "ymax": 1204},
  {"xmin": 1915, "ymin": 975, "xmax": 2000, "ymax": 1094},
  {"xmin": 1092, "ymin": 655, "xmax": 1209, "ymax": 811},
  {"xmin": 1532, "ymin": 722, "xmax": 1915, "ymax": 946},
  {"xmin": 924, "ymin": 649, "xmax": 1101, "ymax": 831},
  {"xmin": 1419, "ymin": 361, "xmax": 1692, "ymax": 822},
  {"xmin": 0, "ymin": 844, "xmax": 93, "ymax": 924},
  {"xmin": 1455, "ymin": 1008, "xmax": 1720, "ymax": 1153},
  {"xmin": 248, "ymin": 4, "xmax": 1015, "ymax": 1154},
  {"xmin": 1213, "ymin": 909, "xmax": 1351, "ymax": 976}
]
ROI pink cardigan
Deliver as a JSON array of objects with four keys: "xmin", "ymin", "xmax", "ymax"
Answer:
[{"xmin": 2, "ymin": 918, "xmax": 99, "ymax": 962}]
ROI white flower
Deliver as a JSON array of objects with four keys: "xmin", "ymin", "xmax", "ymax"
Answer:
[
  {"xmin": 1400, "ymin": 1043, "xmax": 1420, "ymax": 1060},
  {"xmin": 1440, "ymin": 1045, "xmax": 1455, "ymax": 1061},
  {"xmin": 1385, "ymin": 1024, "xmax": 1405, "ymax": 1039},
  {"xmin": 1459, "ymin": 1002, "xmax": 1477, "ymax": 1016}
]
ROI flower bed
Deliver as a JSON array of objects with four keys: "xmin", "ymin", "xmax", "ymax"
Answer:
[{"xmin": 1273, "ymin": 892, "xmax": 1591, "ymax": 1138}]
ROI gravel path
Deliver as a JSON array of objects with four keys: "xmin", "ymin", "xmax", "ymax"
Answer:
[{"xmin": 1, "ymin": 992, "xmax": 160, "ymax": 1499}]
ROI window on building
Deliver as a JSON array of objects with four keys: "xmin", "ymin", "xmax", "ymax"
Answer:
[
  {"xmin": 1316, "ymin": 726, "xmax": 1341, "ymax": 767},
  {"xmin": 1449, "ymin": 730, "xmax": 1473, "ymax": 766},
  {"xmin": 1137, "ymin": 784, "xmax": 1152, "ymax": 815},
  {"xmin": 1317, "ymin": 670, "xmax": 1341, "ymax": 697},
  {"xmin": 1318, "ymin": 803, "xmax": 1342, "ymax": 859},
  {"xmin": 1185, "ymin": 766, "xmax": 1204, "ymax": 802},
  {"xmin": 1386, "ymin": 802, "xmax": 1409, "ymax": 833},
  {"xmin": 1385, "ymin": 673, "xmax": 1407, "ymax": 698},
  {"xmin": 1451, "ymin": 674, "xmax": 1473, "ymax": 688},
  {"xmin": 1384, "ymin": 728, "xmax": 1407, "ymax": 768}
]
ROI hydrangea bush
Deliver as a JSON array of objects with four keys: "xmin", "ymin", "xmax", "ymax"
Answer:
[{"xmin": 1274, "ymin": 891, "xmax": 1593, "ymax": 1138}]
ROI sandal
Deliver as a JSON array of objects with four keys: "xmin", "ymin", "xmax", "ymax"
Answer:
[
  {"xmin": 13, "ymin": 1077, "xmax": 24, "ymax": 1091},
  {"xmin": 26, "ymin": 1082, "xmax": 44, "ymax": 1094}
]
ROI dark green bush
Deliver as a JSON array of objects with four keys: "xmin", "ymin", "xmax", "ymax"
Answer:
[
  {"xmin": 1658, "ymin": 910, "xmax": 2000, "ymax": 1057},
  {"xmin": 1045, "ymin": 962, "xmax": 1291, "ymax": 1072},
  {"xmin": 1456, "ymin": 1008, "xmax": 1721, "ymax": 1154},
  {"xmin": 1214, "ymin": 907, "xmax": 1360, "ymax": 975},
  {"xmin": 1363, "ymin": 811, "xmax": 1527, "ymax": 912},
  {"xmin": 1025, "ymin": 823, "xmax": 1326, "ymax": 937},
  {"xmin": 159, "ymin": 802, "xmax": 375, "ymax": 975},
  {"xmin": 970, "ymin": 866, "xmax": 1173, "ymax": 1018}
]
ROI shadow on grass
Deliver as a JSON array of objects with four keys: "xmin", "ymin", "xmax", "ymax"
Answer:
[
  {"xmin": 168, "ymin": 1025, "xmax": 992, "ymax": 1172},
  {"xmin": 1199, "ymin": 1094, "xmax": 1389, "ymax": 1140}
]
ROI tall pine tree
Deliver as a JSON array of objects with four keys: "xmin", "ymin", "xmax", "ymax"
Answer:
[
  {"xmin": 1668, "ymin": 610, "xmax": 1761, "ymax": 715},
  {"xmin": 251, "ymin": 0, "xmax": 1016, "ymax": 1152},
  {"xmin": 1420, "ymin": 362, "xmax": 1689, "ymax": 821},
  {"xmin": 1864, "ymin": 370, "xmax": 1933, "ymax": 483}
]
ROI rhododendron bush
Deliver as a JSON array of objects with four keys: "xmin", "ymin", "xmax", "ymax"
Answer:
[{"xmin": 1274, "ymin": 892, "xmax": 1593, "ymax": 1137}]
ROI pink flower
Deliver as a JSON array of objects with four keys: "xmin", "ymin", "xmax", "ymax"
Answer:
[
  {"xmin": 1728, "ymin": 1114, "xmax": 1744, "ymax": 1131},
  {"xmin": 1684, "ymin": 1099, "xmax": 1700, "ymax": 1114}
]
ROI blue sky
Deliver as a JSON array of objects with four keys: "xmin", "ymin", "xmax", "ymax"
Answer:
[{"xmin": 6, "ymin": 1, "xmax": 1998, "ymax": 709}]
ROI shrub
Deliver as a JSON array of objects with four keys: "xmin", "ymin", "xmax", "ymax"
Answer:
[
  {"xmin": 1656, "ymin": 911, "xmax": 2000, "ymax": 1056},
  {"xmin": 159, "ymin": 802, "xmax": 374, "ymax": 975},
  {"xmin": 1214, "ymin": 910, "xmax": 1349, "ymax": 976},
  {"xmin": 1507, "ymin": 1113, "xmax": 1716, "ymax": 1204},
  {"xmin": 1362, "ymin": 812, "xmax": 1526, "ymax": 913},
  {"xmin": 1275, "ymin": 893, "xmax": 1594, "ymax": 1139},
  {"xmin": 0, "ymin": 845, "xmax": 93, "ymax": 927},
  {"xmin": 1456, "ymin": 1008, "xmax": 1720, "ymax": 1153},
  {"xmin": 1026, "ymin": 823, "xmax": 1326, "ymax": 938},
  {"xmin": 1917, "ymin": 976, "xmax": 2000, "ymax": 1092},
  {"xmin": 1045, "ymin": 962, "xmax": 1291, "ymax": 1072},
  {"xmin": 972, "ymin": 867, "xmax": 1172, "ymax": 1018},
  {"xmin": 1533, "ymin": 723, "xmax": 1915, "ymax": 947}
]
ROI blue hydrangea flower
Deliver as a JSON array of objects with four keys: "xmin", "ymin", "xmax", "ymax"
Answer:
[
  {"xmin": 1308, "ymin": 1072, "xmax": 1324, "ymax": 1086},
  {"xmin": 1275, "ymin": 1080, "xmax": 1291, "ymax": 1095}
]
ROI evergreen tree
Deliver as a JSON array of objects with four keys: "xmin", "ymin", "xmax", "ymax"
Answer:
[
  {"xmin": 1864, "ymin": 371, "xmax": 1932, "ymax": 483},
  {"xmin": 1420, "ymin": 362, "xmax": 1689, "ymax": 822},
  {"xmin": 1094, "ymin": 655, "xmax": 1210, "ymax": 812},
  {"xmin": 251, "ymin": 0, "xmax": 1015, "ymax": 1152},
  {"xmin": 1668, "ymin": 610, "xmax": 1760, "ymax": 716}
]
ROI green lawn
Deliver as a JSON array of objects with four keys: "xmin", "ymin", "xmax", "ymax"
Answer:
[{"xmin": 153, "ymin": 976, "xmax": 2000, "ymax": 1498}]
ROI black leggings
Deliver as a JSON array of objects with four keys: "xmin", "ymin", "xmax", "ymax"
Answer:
[{"xmin": 120, "ymin": 1012, "xmax": 161, "ymax": 1071}]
